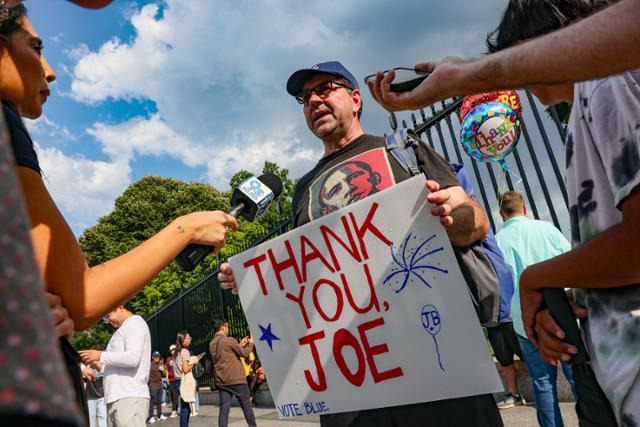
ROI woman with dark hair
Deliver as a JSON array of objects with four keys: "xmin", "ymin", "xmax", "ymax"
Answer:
[
  {"xmin": 174, "ymin": 331, "xmax": 195, "ymax": 426},
  {"xmin": 0, "ymin": 2, "xmax": 121, "ymax": 426},
  {"xmin": 0, "ymin": 0, "xmax": 237, "ymax": 331},
  {"xmin": 0, "ymin": 0, "xmax": 235, "ymax": 424}
]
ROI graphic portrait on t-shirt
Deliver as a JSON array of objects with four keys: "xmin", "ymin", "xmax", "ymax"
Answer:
[{"xmin": 308, "ymin": 148, "xmax": 396, "ymax": 219}]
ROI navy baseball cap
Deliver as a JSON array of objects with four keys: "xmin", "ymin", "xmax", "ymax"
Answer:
[{"xmin": 286, "ymin": 61, "xmax": 359, "ymax": 97}]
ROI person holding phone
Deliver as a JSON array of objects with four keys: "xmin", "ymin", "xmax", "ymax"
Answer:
[
  {"xmin": 79, "ymin": 302, "xmax": 151, "ymax": 427},
  {"xmin": 173, "ymin": 331, "xmax": 195, "ymax": 427},
  {"xmin": 365, "ymin": 0, "xmax": 640, "ymax": 111},
  {"xmin": 209, "ymin": 320, "xmax": 256, "ymax": 427}
]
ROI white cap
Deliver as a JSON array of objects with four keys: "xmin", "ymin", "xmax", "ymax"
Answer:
[{"xmin": 169, "ymin": 344, "xmax": 176, "ymax": 351}]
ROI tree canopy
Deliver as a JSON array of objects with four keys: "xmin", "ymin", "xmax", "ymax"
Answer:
[{"xmin": 73, "ymin": 162, "xmax": 295, "ymax": 349}]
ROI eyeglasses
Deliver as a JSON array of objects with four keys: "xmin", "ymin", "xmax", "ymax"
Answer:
[{"xmin": 295, "ymin": 80, "xmax": 353, "ymax": 105}]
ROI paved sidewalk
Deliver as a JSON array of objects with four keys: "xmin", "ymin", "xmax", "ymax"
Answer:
[{"xmin": 152, "ymin": 402, "xmax": 579, "ymax": 426}]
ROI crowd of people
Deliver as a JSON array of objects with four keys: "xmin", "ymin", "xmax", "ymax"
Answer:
[
  {"xmin": 0, "ymin": 0, "xmax": 638, "ymax": 426},
  {"xmin": 78, "ymin": 315, "xmax": 268, "ymax": 427}
]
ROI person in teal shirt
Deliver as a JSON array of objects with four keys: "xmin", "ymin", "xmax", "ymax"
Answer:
[{"xmin": 495, "ymin": 191, "xmax": 576, "ymax": 427}]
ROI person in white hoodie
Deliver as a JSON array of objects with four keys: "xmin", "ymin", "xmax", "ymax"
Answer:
[{"xmin": 80, "ymin": 302, "xmax": 151, "ymax": 427}]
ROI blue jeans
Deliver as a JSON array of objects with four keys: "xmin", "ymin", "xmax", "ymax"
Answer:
[
  {"xmin": 517, "ymin": 334, "xmax": 577, "ymax": 427},
  {"xmin": 175, "ymin": 379, "xmax": 191, "ymax": 427},
  {"xmin": 87, "ymin": 397, "xmax": 106, "ymax": 427}
]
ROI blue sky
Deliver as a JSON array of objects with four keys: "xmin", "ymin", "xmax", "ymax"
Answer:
[{"xmin": 26, "ymin": 0, "xmax": 518, "ymax": 234}]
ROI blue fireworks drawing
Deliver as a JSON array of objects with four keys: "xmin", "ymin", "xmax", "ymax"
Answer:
[{"xmin": 383, "ymin": 233, "xmax": 449, "ymax": 294}]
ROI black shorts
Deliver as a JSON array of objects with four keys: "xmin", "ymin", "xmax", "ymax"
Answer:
[{"xmin": 486, "ymin": 321, "xmax": 522, "ymax": 367}]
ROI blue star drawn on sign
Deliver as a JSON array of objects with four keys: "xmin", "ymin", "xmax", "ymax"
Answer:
[
  {"xmin": 383, "ymin": 233, "xmax": 449, "ymax": 294},
  {"xmin": 258, "ymin": 323, "xmax": 280, "ymax": 351}
]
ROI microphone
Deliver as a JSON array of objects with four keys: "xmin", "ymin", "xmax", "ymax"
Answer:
[{"xmin": 174, "ymin": 173, "xmax": 284, "ymax": 271}]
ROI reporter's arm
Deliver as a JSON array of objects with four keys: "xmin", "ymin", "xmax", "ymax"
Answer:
[{"xmin": 19, "ymin": 166, "xmax": 237, "ymax": 330}]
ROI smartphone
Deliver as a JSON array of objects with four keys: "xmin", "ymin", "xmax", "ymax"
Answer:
[
  {"xmin": 364, "ymin": 67, "xmax": 430, "ymax": 92},
  {"xmin": 541, "ymin": 288, "xmax": 588, "ymax": 364}
]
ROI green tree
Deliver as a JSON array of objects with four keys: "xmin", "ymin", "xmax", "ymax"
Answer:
[
  {"xmin": 73, "ymin": 162, "xmax": 296, "ymax": 349},
  {"xmin": 74, "ymin": 176, "xmax": 230, "ymax": 348},
  {"xmin": 545, "ymin": 102, "xmax": 571, "ymax": 130}
]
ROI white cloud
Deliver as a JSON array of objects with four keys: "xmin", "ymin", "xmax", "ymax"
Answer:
[
  {"xmin": 51, "ymin": 0, "xmax": 510, "ymax": 230},
  {"xmin": 68, "ymin": 0, "xmax": 506, "ymax": 153},
  {"xmin": 36, "ymin": 145, "xmax": 131, "ymax": 233},
  {"xmin": 25, "ymin": 115, "xmax": 75, "ymax": 141},
  {"xmin": 86, "ymin": 114, "xmax": 205, "ymax": 167},
  {"xmin": 86, "ymin": 113, "xmax": 321, "ymax": 189}
]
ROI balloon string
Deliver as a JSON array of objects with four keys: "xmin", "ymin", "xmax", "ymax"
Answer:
[
  {"xmin": 496, "ymin": 162, "xmax": 503, "ymax": 201},
  {"xmin": 496, "ymin": 159, "xmax": 524, "ymax": 198},
  {"xmin": 504, "ymin": 159, "xmax": 524, "ymax": 192}
]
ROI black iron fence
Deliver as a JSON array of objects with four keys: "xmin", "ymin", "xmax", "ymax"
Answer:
[
  {"xmin": 146, "ymin": 92, "xmax": 569, "ymax": 389},
  {"xmin": 392, "ymin": 93, "xmax": 569, "ymax": 235},
  {"xmin": 145, "ymin": 217, "xmax": 292, "ymax": 389}
]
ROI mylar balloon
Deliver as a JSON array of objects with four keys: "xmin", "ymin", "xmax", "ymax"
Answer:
[
  {"xmin": 459, "ymin": 90, "xmax": 522, "ymax": 123},
  {"xmin": 460, "ymin": 101, "xmax": 521, "ymax": 162}
]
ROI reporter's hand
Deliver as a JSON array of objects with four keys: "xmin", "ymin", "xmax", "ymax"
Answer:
[
  {"xmin": 218, "ymin": 262, "xmax": 238, "ymax": 295},
  {"xmin": 426, "ymin": 180, "xmax": 453, "ymax": 227},
  {"xmin": 179, "ymin": 211, "xmax": 238, "ymax": 252},
  {"xmin": 46, "ymin": 292, "xmax": 75, "ymax": 339},
  {"xmin": 367, "ymin": 57, "xmax": 473, "ymax": 112},
  {"xmin": 533, "ymin": 291, "xmax": 588, "ymax": 364}
]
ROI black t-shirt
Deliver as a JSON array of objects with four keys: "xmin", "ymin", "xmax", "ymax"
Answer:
[
  {"xmin": 3, "ymin": 103, "xmax": 40, "ymax": 173},
  {"xmin": 292, "ymin": 134, "xmax": 502, "ymax": 427},
  {"xmin": 292, "ymin": 134, "xmax": 458, "ymax": 227}
]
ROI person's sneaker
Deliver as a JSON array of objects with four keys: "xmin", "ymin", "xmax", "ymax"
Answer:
[
  {"xmin": 148, "ymin": 417, "xmax": 157, "ymax": 424},
  {"xmin": 513, "ymin": 394, "xmax": 526, "ymax": 406},
  {"xmin": 159, "ymin": 415, "xmax": 168, "ymax": 421},
  {"xmin": 169, "ymin": 411, "xmax": 178, "ymax": 418},
  {"xmin": 497, "ymin": 394, "xmax": 516, "ymax": 409}
]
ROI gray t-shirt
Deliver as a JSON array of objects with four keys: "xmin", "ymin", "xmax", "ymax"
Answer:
[
  {"xmin": 173, "ymin": 348, "xmax": 190, "ymax": 379},
  {"xmin": 566, "ymin": 69, "xmax": 640, "ymax": 425}
]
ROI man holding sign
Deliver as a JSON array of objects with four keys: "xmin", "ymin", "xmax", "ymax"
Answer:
[{"xmin": 219, "ymin": 61, "xmax": 503, "ymax": 426}]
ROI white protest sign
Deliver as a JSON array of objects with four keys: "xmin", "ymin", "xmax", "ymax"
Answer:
[{"xmin": 229, "ymin": 174, "xmax": 502, "ymax": 419}]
